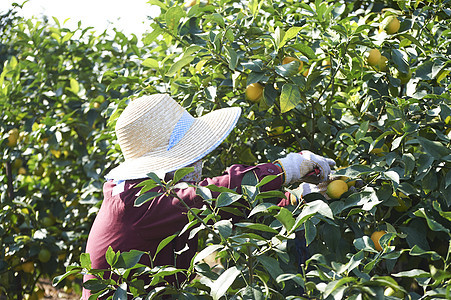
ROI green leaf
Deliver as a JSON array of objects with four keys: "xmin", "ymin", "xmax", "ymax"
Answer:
[
  {"xmin": 80, "ymin": 252, "xmax": 92, "ymax": 269},
  {"xmin": 280, "ymin": 83, "xmax": 301, "ymax": 113},
  {"xmin": 145, "ymin": 172, "xmax": 164, "ymax": 186},
  {"xmin": 392, "ymin": 49, "xmax": 409, "ymax": 73},
  {"xmin": 275, "ymin": 207, "xmax": 295, "ymax": 231},
  {"xmin": 384, "ymin": 171, "xmax": 400, "ymax": 189},
  {"xmin": 134, "ymin": 192, "xmax": 163, "ymax": 207},
  {"xmin": 334, "ymin": 165, "xmax": 373, "ymax": 177},
  {"xmin": 210, "ymin": 266, "xmax": 241, "ymax": 300},
  {"xmin": 68, "ymin": 78, "xmax": 80, "ymax": 94},
  {"xmin": 355, "ymin": 121, "xmax": 369, "ymax": 141},
  {"xmin": 194, "ymin": 244, "xmax": 224, "ymax": 264},
  {"xmin": 105, "ymin": 246, "xmax": 118, "ymax": 267},
  {"xmin": 276, "ymin": 273, "xmax": 304, "ymax": 287},
  {"xmin": 154, "ymin": 234, "xmax": 177, "ymax": 258},
  {"xmin": 433, "ymin": 201, "xmax": 451, "ymax": 221},
  {"xmin": 143, "ymin": 27, "xmax": 163, "ymax": 45},
  {"xmin": 173, "ymin": 167, "xmax": 195, "ymax": 183},
  {"xmin": 324, "ymin": 277, "xmax": 358, "ymax": 298},
  {"xmin": 52, "ymin": 269, "xmax": 82, "ymax": 287},
  {"xmin": 418, "ymin": 136, "xmax": 450, "ymax": 159},
  {"xmin": 235, "ymin": 222, "xmax": 279, "ymax": 234},
  {"xmin": 392, "ymin": 269, "xmax": 430, "ymax": 278},
  {"xmin": 304, "ymin": 219, "xmax": 316, "ymax": 246},
  {"xmin": 114, "ymin": 250, "xmax": 145, "ymax": 269},
  {"xmin": 165, "ymin": 6, "xmax": 185, "ymax": 33},
  {"xmin": 248, "ymin": 203, "xmax": 279, "ymax": 217},
  {"xmin": 166, "ymin": 56, "xmax": 195, "ymax": 77},
  {"xmin": 147, "ymin": 0, "xmax": 168, "ymax": 10},
  {"xmin": 113, "ymin": 283, "xmax": 127, "ymax": 300},
  {"xmin": 225, "ymin": 45, "xmax": 238, "ymax": 70},
  {"xmin": 255, "ymin": 190, "xmax": 286, "ymax": 200},
  {"xmin": 354, "ymin": 236, "xmax": 377, "ymax": 252},
  {"xmin": 291, "ymin": 200, "xmax": 333, "ymax": 233},
  {"xmin": 216, "ymin": 192, "xmax": 242, "ymax": 207},
  {"xmin": 83, "ymin": 279, "xmax": 109, "ymax": 292},
  {"xmin": 256, "ymin": 174, "xmax": 282, "ymax": 188},
  {"xmin": 414, "ymin": 208, "xmax": 450, "ymax": 234},
  {"xmin": 241, "ymin": 170, "xmax": 258, "ymax": 186},
  {"xmin": 279, "ymin": 27, "xmax": 302, "ymax": 49},
  {"xmin": 257, "ymin": 256, "xmax": 283, "ymax": 281},
  {"xmin": 196, "ymin": 186, "xmax": 213, "ymax": 200},
  {"xmin": 214, "ymin": 219, "xmax": 233, "ymax": 238},
  {"xmin": 142, "ymin": 58, "xmax": 159, "ymax": 69},
  {"xmin": 291, "ymin": 43, "xmax": 317, "ymax": 59},
  {"xmin": 409, "ymin": 245, "xmax": 441, "ymax": 261}
]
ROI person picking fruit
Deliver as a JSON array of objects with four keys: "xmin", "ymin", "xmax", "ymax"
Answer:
[{"xmin": 82, "ymin": 94, "xmax": 335, "ymax": 299}]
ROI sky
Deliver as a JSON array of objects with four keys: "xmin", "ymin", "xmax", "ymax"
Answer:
[{"xmin": 0, "ymin": 0, "xmax": 160, "ymax": 37}]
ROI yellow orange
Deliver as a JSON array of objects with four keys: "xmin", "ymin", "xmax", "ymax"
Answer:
[
  {"xmin": 282, "ymin": 56, "xmax": 303, "ymax": 72},
  {"xmin": 245, "ymin": 83, "xmax": 263, "ymax": 103},
  {"xmin": 18, "ymin": 167, "xmax": 27, "ymax": 175},
  {"xmin": 377, "ymin": 55, "xmax": 388, "ymax": 72},
  {"xmin": 6, "ymin": 128, "xmax": 19, "ymax": 147},
  {"xmin": 21, "ymin": 261, "xmax": 35, "ymax": 273},
  {"xmin": 371, "ymin": 230, "xmax": 389, "ymax": 251},
  {"xmin": 367, "ymin": 49, "xmax": 381, "ymax": 66},
  {"xmin": 326, "ymin": 180, "xmax": 348, "ymax": 199},
  {"xmin": 267, "ymin": 126, "xmax": 284, "ymax": 137},
  {"xmin": 385, "ymin": 16, "xmax": 400, "ymax": 34},
  {"xmin": 184, "ymin": 0, "xmax": 197, "ymax": 7},
  {"xmin": 322, "ymin": 59, "xmax": 331, "ymax": 69}
]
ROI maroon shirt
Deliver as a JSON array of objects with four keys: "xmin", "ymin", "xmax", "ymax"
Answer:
[{"xmin": 82, "ymin": 163, "xmax": 284, "ymax": 299}]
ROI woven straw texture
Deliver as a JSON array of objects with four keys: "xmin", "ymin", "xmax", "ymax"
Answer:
[{"xmin": 105, "ymin": 94, "xmax": 241, "ymax": 180}]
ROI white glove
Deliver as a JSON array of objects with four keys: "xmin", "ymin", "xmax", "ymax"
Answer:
[
  {"xmin": 289, "ymin": 181, "xmax": 331, "ymax": 204},
  {"xmin": 275, "ymin": 151, "xmax": 336, "ymax": 185}
]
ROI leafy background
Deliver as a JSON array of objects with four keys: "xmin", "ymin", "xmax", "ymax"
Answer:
[{"xmin": 1, "ymin": 0, "xmax": 450, "ymax": 299}]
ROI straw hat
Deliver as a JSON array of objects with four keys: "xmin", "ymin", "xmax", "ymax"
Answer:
[{"xmin": 105, "ymin": 94, "xmax": 241, "ymax": 180}]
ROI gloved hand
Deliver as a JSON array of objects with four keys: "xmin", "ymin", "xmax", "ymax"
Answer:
[{"xmin": 274, "ymin": 151, "xmax": 336, "ymax": 185}]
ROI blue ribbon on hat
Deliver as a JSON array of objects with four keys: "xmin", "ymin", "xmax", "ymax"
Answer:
[{"xmin": 167, "ymin": 111, "xmax": 195, "ymax": 151}]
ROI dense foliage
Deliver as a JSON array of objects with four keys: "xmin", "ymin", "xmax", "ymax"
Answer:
[{"xmin": 1, "ymin": 0, "xmax": 450, "ymax": 299}]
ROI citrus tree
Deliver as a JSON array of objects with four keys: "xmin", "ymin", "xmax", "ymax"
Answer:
[
  {"xmin": 2, "ymin": 0, "xmax": 451, "ymax": 299},
  {"xmin": 0, "ymin": 6, "xmax": 150, "ymax": 298}
]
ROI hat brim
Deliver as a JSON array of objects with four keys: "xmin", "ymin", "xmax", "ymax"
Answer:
[{"xmin": 105, "ymin": 106, "xmax": 241, "ymax": 180}]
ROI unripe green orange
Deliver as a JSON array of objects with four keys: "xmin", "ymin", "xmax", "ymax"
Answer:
[
  {"xmin": 396, "ymin": 69, "xmax": 412, "ymax": 84},
  {"xmin": 326, "ymin": 180, "xmax": 348, "ymax": 199},
  {"xmin": 38, "ymin": 249, "xmax": 51, "ymax": 263}
]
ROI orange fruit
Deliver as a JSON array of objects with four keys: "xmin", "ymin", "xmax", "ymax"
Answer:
[
  {"xmin": 6, "ymin": 128, "xmax": 19, "ymax": 147},
  {"xmin": 245, "ymin": 83, "xmax": 263, "ymax": 103},
  {"xmin": 367, "ymin": 49, "xmax": 381, "ymax": 66},
  {"xmin": 385, "ymin": 16, "xmax": 400, "ymax": 34},
  {"xmin": 322, "ymin": 59, "xmax": 331, "ymax": 69},
  {"xmin": 21, "ymin": 261, "xmax": 35, "ymax": 273},
  {"xmin": 371, "ymin": 230, "xmax": 389, "ymax": 251},
  {"xmin": 282, "ymin": 56, "xmax": 303, "ymax": 72},
  {"xmin": 18, "ymin": 167, "xmax": 27, "ymax": 175},
  {"xmin": 38, "ymin": 249, "xmax": 51, "ymax": 263},
  {"xmin": 377, "ymin": 55, "xmax": 388, "ymax": 71},
  {"xmin": 267, "ymin": 126, "xmax": 284, "ymax": 137},
  {"xmin": 326, "ymin": 180, "xmax": 348, "ymax": 199}
]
